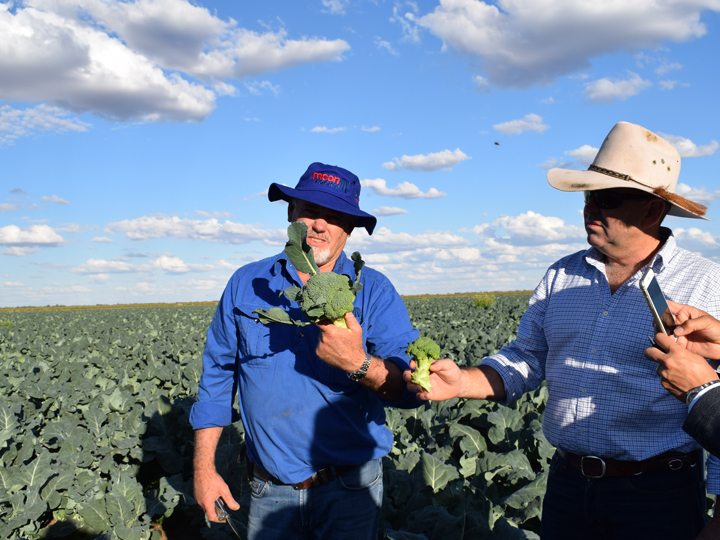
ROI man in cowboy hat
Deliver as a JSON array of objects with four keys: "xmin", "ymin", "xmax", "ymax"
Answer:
[
  {"xmin": 406, "ymin": 122, "xmax": 720, "ymax": 538},
  {"xmin": 191, "ymin": 162, "xmax": 419, "ymax": 539}
]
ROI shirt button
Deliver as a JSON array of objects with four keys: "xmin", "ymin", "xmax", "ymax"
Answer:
[
  {"xmin": 298, "ymin": 332, "xmax": 305, "ymax": 338},
  {"xmin": 582, "ymin": 388, "xmax": 588, "ymax": 394},
  {"xmin": 591, "ymin": 349, "xmax": 597, "ymax": 354},
  {"xmin": 603, "ymin": 310, "xmax": 608, "ymax": 316},
  {"xmin": 579, "ymin": 428, "xmax": 585, "ymax": 434}
]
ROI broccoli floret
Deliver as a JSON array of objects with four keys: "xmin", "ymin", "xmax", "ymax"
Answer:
[
  {"xmin": 408, "ymin": 337, "xmax": 441, "ymax": 392},
  {"xmin": 253, "ymin": 222, "xmax": 364, "ymax": 330},
  {"xmin": 299, "ymin": 272, "xmax": 357, "ymax": 328}
]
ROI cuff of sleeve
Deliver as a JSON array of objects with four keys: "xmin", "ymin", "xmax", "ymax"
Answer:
[
  {"xmin": 189, "ymin": 401, "xmax": 238, "ymax": 429},
  {"xmin": 479, "ymin": 357, "xmax": 518, "ymax": 405}
]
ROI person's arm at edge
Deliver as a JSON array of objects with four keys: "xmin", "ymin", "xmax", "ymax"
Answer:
[
  {"xmin": 404, "ymin": 360, "xmax": 506, "ymax": 402},
  {"xmin": 193, "ymin": 427, "xmax": 239, "ymax": 522}
]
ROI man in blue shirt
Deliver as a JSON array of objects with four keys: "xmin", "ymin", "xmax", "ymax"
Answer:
[
  {"xmin": 406, "ymin": 122, "xmax": 720, "ymax": 539},
  {"xmin": 190, "ymin": 162, "xmax": 419, "ymax": 540}
]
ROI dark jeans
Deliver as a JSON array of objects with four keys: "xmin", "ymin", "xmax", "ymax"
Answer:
[
  {"xmin": 540, "ymin": 450, "xmax": 706, "ymax": 540},
  {"xmin": 247, "ymin": 459, "xmax": 383, "ymax": 540}
]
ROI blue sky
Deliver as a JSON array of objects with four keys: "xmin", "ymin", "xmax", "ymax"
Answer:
[{"xmin": 1, "ymin": 0, "xmax": 720, "ymax": 307}]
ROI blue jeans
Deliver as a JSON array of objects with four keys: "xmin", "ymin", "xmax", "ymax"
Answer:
[
  {"xmin": 247, "ymin": 459, "xmax": 383, "ymax": 540},
  {"xmin": 540, "ymin": 450, "xmax": 706, "ymax": 539}
]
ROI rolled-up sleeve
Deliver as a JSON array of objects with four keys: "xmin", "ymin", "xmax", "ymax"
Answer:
[{"xmin": 189, "ymin": 275, "xmax": 241, "ymax": 429}]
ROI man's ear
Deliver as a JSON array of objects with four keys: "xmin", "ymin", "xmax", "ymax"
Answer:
[
  {"xmin": 641, "ymin": 198, "xmax": 669, "ymax": 230},
  {"xmin": 287, "ymin": 200, "xmax": 295, "ymax": 223}
]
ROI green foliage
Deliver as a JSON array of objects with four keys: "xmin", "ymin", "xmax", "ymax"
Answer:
[
  {"xmin": 253, "ymin": 222, "xmax": 364, "ymax": 328},
  {"xmin": 8, "ymin": 292, "xmax": 704, "ymax": 539},
  {"xmin": 0, "ymin": 318, "xmax": 11, "ymax": 328},
  {"xmin": 474, "ymin": 294, "xmax": 496, "ymax": 308}
]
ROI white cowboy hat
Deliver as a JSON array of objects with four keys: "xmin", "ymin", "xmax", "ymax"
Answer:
[{"xmin": 547, "ymin": 121, "xmax": 708, "ymax": 220}]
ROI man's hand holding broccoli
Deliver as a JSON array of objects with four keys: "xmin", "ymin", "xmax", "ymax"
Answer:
[{"xmin": 407, "ymin": 337, "xmax": 441, "ymax": 392}]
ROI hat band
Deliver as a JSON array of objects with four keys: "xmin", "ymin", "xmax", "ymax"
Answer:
[
  {"xmin": 587, "ymin": 164, "xmax": 653, "ymax": 190},
  {"xmin": 587, "ymin": 165, "xmax": 707, "ymax": 217}
]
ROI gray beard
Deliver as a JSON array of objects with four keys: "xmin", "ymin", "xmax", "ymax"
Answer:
[{"xmin": 312, "ymin": 246, "xmax": 331, "ymax": 266}]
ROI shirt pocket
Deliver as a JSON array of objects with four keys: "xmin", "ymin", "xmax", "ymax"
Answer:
[{"xmin": 235, "ymin": 303, "xmax": 296, "ymax": 369}]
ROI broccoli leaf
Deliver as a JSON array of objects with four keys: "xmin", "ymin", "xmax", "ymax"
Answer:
[
  {"xmin": 285, "ymin": 222, "xmax": 319, "ymax": 275},
  {"xmin": 253, "ymin": 307, "xmax": 309, "ymax": 327},
  {"xmin": 351, "ymin": 251, "xmax": 365, "ymax": 295}
]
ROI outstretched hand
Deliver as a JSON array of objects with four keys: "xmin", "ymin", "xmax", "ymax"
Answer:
[
  {"xmin": 644, "ymin": 332, "xmax": 718, "ymax": 401},
  {"xmin": 403, "ymin": 358, "xmax": 464, "ymax": 401},
  {"xmin": 667, "ymin": 300, "xmax": 720, "ymax": 359}
]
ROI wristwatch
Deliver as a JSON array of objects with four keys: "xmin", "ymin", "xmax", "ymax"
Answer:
[
  {"xmin": 685, "ymin": 379, "xmax": 720, "ymax": 407},
  {"xmin": 348, "ymin": 352, "xmax": 372, "ymax": 382}
]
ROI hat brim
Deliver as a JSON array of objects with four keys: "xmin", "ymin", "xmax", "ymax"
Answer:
[
  {"xmin": 269, "ymin": 183, "xmax": 378, "ymax": 234},
  {"xmin": 547, "ymin": 168, "xmax": 708, "ymax": 220}
]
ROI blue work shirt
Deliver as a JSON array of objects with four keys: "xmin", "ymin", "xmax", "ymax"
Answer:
[{"xmin": 190, "ymin": 250, "xmax": 419, "ymax": 484}]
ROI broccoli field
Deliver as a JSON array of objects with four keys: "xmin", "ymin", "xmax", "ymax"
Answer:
[{"xmin": 1, "ymin": 294, "xmax": 705, "ymax": 539}]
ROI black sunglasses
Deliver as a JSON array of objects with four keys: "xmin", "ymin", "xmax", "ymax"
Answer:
[{"xmin": 583, "ymin": 190, "xmax": 651, "ymax": 210}]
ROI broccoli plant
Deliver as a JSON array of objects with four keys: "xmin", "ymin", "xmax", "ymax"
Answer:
[
  {"xmin": 407, "ymin": 336, "xmax": 441, "ymax": 392},
  {"xmin": 253, "ymin": 221, "xmax": 364, "ymax": 329}
]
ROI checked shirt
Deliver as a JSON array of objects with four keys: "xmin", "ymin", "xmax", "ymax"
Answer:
[{"xmin": 482, "ymin": 230, "xmax": 720, "ymax": 493}]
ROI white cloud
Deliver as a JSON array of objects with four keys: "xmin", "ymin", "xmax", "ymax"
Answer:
[
  {"xmin": 583, "ymin": 72, "xmax": 651, "ymax": 103},
  {"xmin": 92, "ymin": 236, "xmax": 114, "ymax": 243},
  {"xmin": 245, "ymin": 80, "xmax": 280, "ymax": 96},
  {"xmin": 657, "ymin": 133, "xmax": 719, "ymax": 158},
  {"xmin": 656, "ymin": 61, "xmax": 682, "ymax": 76},
  {"xmin": 322, "ymin": 0, "xmax": 350, "ymax": 15},
  {"xmin": 0, "ymin": 224, "xmax": 65, "ymax": 246},
  {"xmin": 373, "ymin": 206, "xmax": 409, "ymax": 216},
  {"xmin": 493, "ymin": 114, "xmax": 547, "ymax": 136},
  {"xmin": 347, "ymin": 226, "xmax": 470, "ymax": 254},
  {"xmin": 362, "ymin": 126, "xmax": 381, "ymax": 132},
  {"xmin": 473, "ymin": 75, "xmax": 490, "ymax": 93},
  {"xmin": 489, "ymin": 211, "xmax": 585, "ymax": 245},
  {"xmin": 311, "ymin": 126, "xmax": 347, "ymax": 133},
  {"xmin": 375, "ymin": 37, "xmax": 399, "ymax": 55},
  {"xmin": 565, "ymin": 145, "xmax": 599, "ymax": 167},
  {"xmin": 361, "ymin": 179, "xmax": 447, "ymax": 199},
  {"xmin": 70, "ymin": 258, "xmax": 144, "ymax": 274},
  {"xmin": 1, "ymin": 203, "xmax": 21, "ymax": 212},
  {"xmin": 0, "ymin": 0, "xmax": 350, "ymax": 122},
  {"xmin": 674, "ymin": 227, "xmax": 720, "ymax": 254},
  {"xmin": 382, "ymin": 148, "xmax": 470, "ymax": 171},
  {"xmin": 539, "ymin": 157, "xmax": 573, "ymax": 171},
  {"xmin": 2, "ymin": 281, "xmax": 24, "ymax": 287},
  {"xmin": 2, "ymin": 246, "xmax": 40, "ymax": 256},
  {"xmin": 41, "ymin": 195, "xmax": 71, "ymax": 205},
  {"xmin": 0, "ymin": 104, "xmax": 89, "ymax": 145},
  {"xmin": 106, "ymin": 215, "xmax": 286, "ymax": 244},
  {"xmin": 674, "ymin": 183, "xmax": 720, "ymax": 204},
  {"xmin": 540, "ymin": 97, "xmax": 554, "ymax": 104},
  {"xmin": 411, "ymin": 0, "xmax": 720, "ymax": 89}
]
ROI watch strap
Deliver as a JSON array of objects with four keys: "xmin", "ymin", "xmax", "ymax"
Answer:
[{"xmin": 348, "ymin": 352, "xmax": 372, "ymax": 382}]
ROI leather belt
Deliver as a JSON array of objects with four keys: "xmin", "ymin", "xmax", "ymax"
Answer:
[
  {"xmin": 249, "ymin": 461, "xmax": 358, "ymax": 490},
  {"xmin": 558, "ymin": 449, "xmax": 701, "ymax": 479}
]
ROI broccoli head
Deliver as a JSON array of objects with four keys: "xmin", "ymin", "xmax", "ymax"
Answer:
[
  {"xmin": 408, "ymin": 337, "xmax": 441, "ymax": 392},
  {"xmin": 299, "ymin": 272, "xmax": 357, "ymax": 328},
  {"xmin": 253, "ymin": 222, "xmax": 365, "ymax": 330}
]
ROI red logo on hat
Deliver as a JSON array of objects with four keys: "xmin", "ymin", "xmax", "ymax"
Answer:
[{"xmin": 312, "ymin": 172, "xmax": 340, "ymax": 184}]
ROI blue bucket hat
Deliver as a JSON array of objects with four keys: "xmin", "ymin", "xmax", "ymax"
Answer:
[{"xmin": 268, "ymin": 162, "xmax": 377, "ymax": 235}]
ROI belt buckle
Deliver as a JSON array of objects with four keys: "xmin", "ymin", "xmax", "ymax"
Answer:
[
  {"xmin": 668, "ymin": 458, "xmax": 684, "ymax": 471},
  {"xmin": 580, "ymin": 455, "xmax": 606, "ymax": 479}
]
